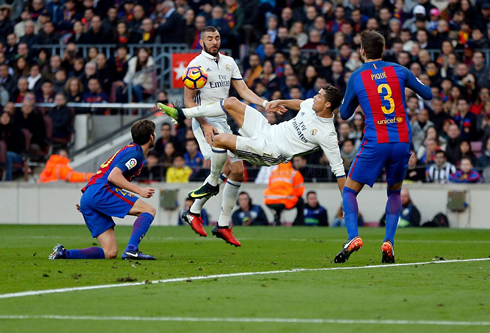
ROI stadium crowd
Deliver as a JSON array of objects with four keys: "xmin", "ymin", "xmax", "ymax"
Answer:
[{"xmin": 0, "ymin": 0, "xmax": 490, "ymax": 184}]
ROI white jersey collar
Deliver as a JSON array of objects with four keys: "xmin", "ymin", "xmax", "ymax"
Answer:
[{"xmin": 201, "ymin": 50, "xmax": 220, "ymax": 62}]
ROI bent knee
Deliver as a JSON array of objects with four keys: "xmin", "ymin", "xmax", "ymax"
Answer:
[
  {"xmin": 223, "ymin": 96, "xmax": 239, "ymax": 109},
  {"xmin": 103, "ymin": 247, "xmax": 118, "ymax": 259},
  {"xmin": 229, "ymin": 163, "xmax": 244, "ymax": 182}
]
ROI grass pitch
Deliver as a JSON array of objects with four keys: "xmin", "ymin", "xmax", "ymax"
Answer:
[{"xmin": 0, "ymin": 225, "xmax": 489, "ymax": 333}]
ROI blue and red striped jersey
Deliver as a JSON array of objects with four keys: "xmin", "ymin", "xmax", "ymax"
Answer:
[
  {"xmin": 82, "ymin": 143, "xmax": 145, "ymax": 192},
  {"xmin": 340, "ymin": 60, "xmax": 433, "ymax": 144}
]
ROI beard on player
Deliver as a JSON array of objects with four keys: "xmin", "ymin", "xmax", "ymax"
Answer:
[{"xmin": 203, "ymin": 41, "xmax": 220, "ymax": 57}]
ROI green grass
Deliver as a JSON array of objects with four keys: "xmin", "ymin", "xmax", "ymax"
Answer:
[{"xmin": 0, "ymin": 225, "xmax": 489, "ymax": 332}]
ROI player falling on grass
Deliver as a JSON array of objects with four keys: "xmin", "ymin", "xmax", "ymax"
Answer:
[
  {"xmin": 335, "ymin": 30, "xmax": 433, "ymax": 264},
  {"xmin": 159, "ymin": 84, "xmax": 346, "ymax": 207},
  {"xmin": 159, "ymin": 26, "xmax": 276, "ymax": 247},
  {"xmin": 49, "ymin": 120, "xmax": 158, "ymax": 260}
]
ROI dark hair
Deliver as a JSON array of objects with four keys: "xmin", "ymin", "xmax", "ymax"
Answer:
[
  {"xmin": 147, "ymin": 150, "xmax": 159, "ymax": 158},
  {"xmin": 200, "ymin": 26, "xmax": 218, "ymax": 38},
  {"xmin": 435, "ymin": 150, "xmax": 446, "ymax": 158},
  {"xmin": 322, "ymin": 84, "xmax": 342, "ymax": 110},
  {"xmin": 185, "ymin": 138, "xmax": 198, "ymax": 145},
  {"xmin": 460, "ymin": 156, "xmax": 473, "ymax": 165},
  {"xmin": 361, "ymin": 30, "xmax": 385, "ymax": 59},
  {"xmin": 342, "ymin": 138, "xmax": 355, "ymax": 148},
  {"xmin": 306, "ymin": 191, "xmax": 317, "ymax": 198},
  {"xmin": 131, "ymin": 119, "xmax": 155, "ymax": 145},
  {"xmin": 161, "ymin": 122, "xmax": 171, "ymax": 130}
]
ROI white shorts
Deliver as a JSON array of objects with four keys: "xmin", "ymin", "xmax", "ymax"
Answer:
[
  {"xmin": 192, "ymin": 118, "xmax": 241, "ymax": 163},
  {"xmin": 235, "ymin": 108, "xmax": 288, "ymax": 166}
]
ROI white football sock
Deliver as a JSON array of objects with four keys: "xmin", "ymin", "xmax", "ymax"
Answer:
[
  {"xmin": 208, "ymin": 148, "xmax": 228, "ymax": 186},
  {"xmin": 190, "ymin": 173, "xmax": 227, "ymax": 215},
  {"xmin": 217, "ymin": 179, "xmax": 242, "ymax": 227},
  {"xmin": 183, "ymin": 100, "xmax": 226, "ymax": 118}
]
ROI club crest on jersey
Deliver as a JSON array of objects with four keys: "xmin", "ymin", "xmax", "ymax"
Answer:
[
  {"xmin": 311, "ymin": 129, "xmax": 318, "ymax": 136},
  {"xmin": 125, "ymin": 158, "xmax": 137, "ymax": 170},
  {"xmin": 225, "ymin": 64, "xmax": 231, "ymax": 72},
  {"xmin": 206, "ymin": 68, "xmax": 212, "ymax": 72}
]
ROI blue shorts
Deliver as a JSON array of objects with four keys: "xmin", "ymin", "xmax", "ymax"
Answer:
[
  {"xmin": 348, "ymin": 141, "xmax": 411, "ymax": 187},
  {"xmin": 79, "ymin": 184, "xmax": 138, "ymax": 238}
]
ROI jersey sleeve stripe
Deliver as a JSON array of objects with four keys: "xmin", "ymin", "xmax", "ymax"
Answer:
[
  {"xmin": 231, "ymin": 77, "xmax": 243, "ymax": 80},
  {"xmin": 361, "ymin": 70, "xmax": 389, "ymax": 143},
  {"xmin": 385, "ymin": 66, "xmax": 410, "ymax": 142}
]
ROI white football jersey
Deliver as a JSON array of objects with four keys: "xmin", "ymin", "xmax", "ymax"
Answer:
[
  {"xmin": 187, "ymin": 51, "xmax": 243, "ymax": 122},
  {"xmin": 271, "ymin": 99, "xmax": 345, "ymax": 177}
]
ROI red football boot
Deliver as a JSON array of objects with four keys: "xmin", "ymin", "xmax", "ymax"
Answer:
[
  {"xmin": 212, "ymin": 226, "xmax": 241, "ymax": 247},
  {"xmin": 181, "ymin": 210, "xmax": 207, "ymax": 237}
]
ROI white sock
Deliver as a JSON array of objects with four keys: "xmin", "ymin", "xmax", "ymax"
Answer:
[
  {"xmin": 208, "ymin": 148, "xmax": 227, "ymax": 186},
  {"xmin": 217, "ymin": 179, "xmax": 242, "ymax": 227},
  {"xmin": 190, "ymin": 173, "xmax": 227, "ymax": 215},
  {"xmin": 183, "ymin": 100, "xmax": 226, "ymax": 118}
]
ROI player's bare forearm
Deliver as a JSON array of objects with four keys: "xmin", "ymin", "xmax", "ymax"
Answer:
[
  {"xmin": 276, "ymin": 99, "xmax": 303, "ymax": 111},
  {"xmin": 195, "ymin": 117, "xmax": 209, "ymax": 126},
  {"xmin": 336, "ymin": 176, "xmax": 346, "ymax": 194},
  {"xmin": 108, "ymin": 168, "xmax": 143, "ymax": 196},
  {"xmin": 233, "ymin": 80, "xmax": 266, "ymax": 106}
]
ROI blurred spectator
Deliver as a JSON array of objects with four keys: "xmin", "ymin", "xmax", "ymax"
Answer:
[
  {"xmin": 469, "ymin": 51, "xmax": 489, "ymax": 89},
  {"xmin": 264, "ymin": 162, "xmax": 305, "ymax": 226},
  {"xmin": 458, "ymin": 140, "xmax": 477, "ymax": 167},
  {"xmin": 231, "ymin": 191, "xmax": 269, "ymax": 226},
  {"xmin": 303, "ymin": 191, "xmax": 328, "ymax": 227},
  {"xmin": 86, "ymin": 16, "xmax": 111, "ymax": 44},
  {"xmin": 43, "ymin": 54, "xmax": 62, "ymax": 82},
  {"xmin": 0, "ymin": 4, "xmax": 13, "ymax": 46},
  {"xmin": 0, "ymin": 63, "xmax": 16, "ymax": 96},
  {"xmin": 445, "ymin": 124, "xmax": 463, "ymax": 165},
  {"xmin": 102, "ymin": 7, "xmax": 118, "ymax": 34},
  {"xmin": 156, "ymin": 1, "xmax": 185, "ymax": 44},
  {"xmin": 95, "ymin": 53, "xmax": 111, "ymax": 94},
  {"xmin": 119, "ymin": 48, "xmax": 153, "ymax": 103},
  {"xmin": 449, "ymin": 157, "xmax": 481, "ymax": 183},
  {"xmin": 417, "ymin": 138, "xmax": 438, "ymax": 166},
  {"xmin": 411, "ymin": 108, "xmax": 434, "ymax": 152},
  {"xmin": 48, "ymin": 93, "xmax": 73, "ymax": 141},
  {"xmin": 114, "ymin": 21, "xmax": 140, "ymax": 44},
  {"xmin": 65, "ymin": 77, "xmax": 83, "ymax": 103},
  {"xmin": 184, "ymin": 137, "xmax": 203, "ymax": 174},
  {"xmin": 68, "ymin": 21, "xmax": 88, "ymax": 44},
  {"xmin": 13, "ymin": 57, "xmax": 30, "ymax": 78},
  {"xmin": 10, "ymin": 77, "xmax": 28, "ymax": 103},
  {"xmin": 139, "ymin": 150, "xmax": 163, "ymax": 182},
  {"xmin": 429, "ymin": 97, "xmax": 450, "ymax": 133},
  {"xmin": 186, "ymin": 14, "xmax": 206, "ymax": 49},
  {"xmin": 53, "ymin": 69, "xmax": 67, "ymax": 94},
  {"xmin": 0, "ymin": 111, "xmax": 25, "ymax": 181},
  {"xmin": 470, "ymin": 88, "xmax": 489, "ymax": 116},
  {"xmin": 243, "ymin": 54, "xmax": 262, "ymax": 88},
  {"xmin": 166, "ymin": 154, "xmax": 192, "ymax": 183},
  {"xmin": 82, "ymin": 77, "xmax": 108, "ymax": 114},
  {"xmin": 427, "ymin": 150, "xmax": 456, "ymax": 183},
  {"xmin": 79, "ymin": 61, "xmax": 97, "ymax": 91},
  {"xmin": 129, "ymin": 4, "xmax": 146, "ymax": 32},
  {"xmin": 37, "ymin": 21, "xmax": 58, "ymax": 45},
  {"xmin": 13, "ymin": 102, "xmax": 46, "ymax": 155},
  {"xmin": 405, "ymin": 153, "xmax": 426, "ymax": 183},
  {"xmin": 27, "ymin": 64, "xmax": 44, "ymax": 93},
  {"xmin": 455, "ymin": 98, "xmax": 478, "ymax": 141},
  {"xmin": 292, "ymin": 155, "xmax": 318, "ymax": 182},
  {"xmin": 340, "ymin": 138, "xmax": 356, "ymax": 173},
  {"xmin": 153, "ymin": 122, "xmax": 180, "ymax": 158},
  {"xmin": 139, "ymin": 18, "xmax": 156, "ymax": 44},
  {"xmin": 178, "ymin": 198, "xmax": 208, "ymax": 226},
  {"xmin": 476, "ymin": 138, "xmax": 490, "ymax": 171},
  {"xmin": 38, "ymin": 149, "xmax": 94, "ymax": 183},
  {"xmin": 289, "ymin": 21, "xmax": 308, "ymax": 48},
  {"xmin": 36, "ymin": 80, "xmax": 55, "ymax": 103},
  {"xmin": 380, "ymin": 188, "xmax": 421, "ymax": 227}
]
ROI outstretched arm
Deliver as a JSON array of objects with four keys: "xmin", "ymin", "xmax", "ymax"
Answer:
[
  {"xmin": 267, "ymin": 99, "xmax": 303, "ymax": 111},
  {"xmin": 403, "ymin": 67, "xmax": 433, "ymax": 100},
  {"xmin": 339, "ymin": 74, "xmax": 359, "ymax": 120},
  {"xmin": 232, "ymin": 79, "xmax": 268, "ymax": 106}
]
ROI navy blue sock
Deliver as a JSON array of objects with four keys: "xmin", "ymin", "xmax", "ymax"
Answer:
[
  {"xmin": 342, "ymin": 187, "xmax": 359, "ymax": 240},
  {"xmin": 125, "ymin": 212, "xmax": 154, "ymax": 252},
  {"xmin": 66, "ymin": 247, "xmax": 105, "ymax": 259},
  {"xmin": 384, "ymin": 189, "xmax": 402, "ymax": 245}
]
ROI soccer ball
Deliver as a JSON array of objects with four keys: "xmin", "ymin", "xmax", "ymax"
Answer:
[{"xmin": 182, "ymin": 66, "xmax": 208, "ymax": 90}]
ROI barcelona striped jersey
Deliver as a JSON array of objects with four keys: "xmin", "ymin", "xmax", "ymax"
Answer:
[
  {"xmin": 340, "ymin": 60, "xmax": 433, "ymax": 144},
  {"xmin": 82, "ymin": 143, "xmax": 145, "ymax": 192}
]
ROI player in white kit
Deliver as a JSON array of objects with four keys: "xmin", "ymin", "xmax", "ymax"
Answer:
[
  {"xmin": 159, "ymin": 84, "xmax": 347, "ymax": 196},
  {"xmin": 159, "ymin": 26, "xmax": 276, "ymax": 247}
]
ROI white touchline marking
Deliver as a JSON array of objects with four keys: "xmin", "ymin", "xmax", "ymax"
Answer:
[
  {"xmin": 0, "ymin": 258, "xmax": 488, "ymax": 300},
  {"xmin": 0, "ymin": 315, "xmax": 489, "ymax": 326}
]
